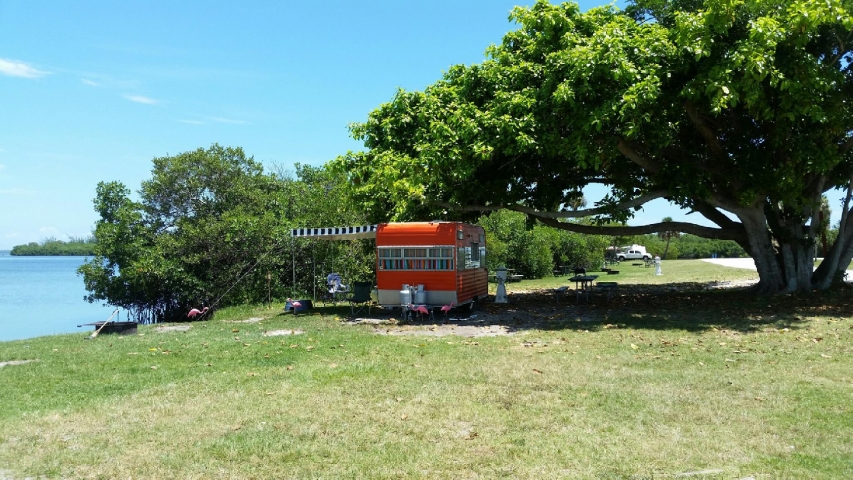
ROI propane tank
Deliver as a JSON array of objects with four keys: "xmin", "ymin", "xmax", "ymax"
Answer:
[
  {"xmin": 414, "ymin": 284, "xmax": 426, "ymax": 304},
  {"xmin": 400, "ymin": 284, "xmax": 412, "ymax": 305}
]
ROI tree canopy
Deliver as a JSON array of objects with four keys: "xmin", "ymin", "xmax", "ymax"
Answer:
[
  {"xmin": 11, "ymin": 237, "xmax": 96, "ymax": 256},
  {"xmin": 333, "ymin": 0, "xmax": 853, "ymax": 293},
  {"xmin": 78, "ymin": 145, "xmax": 374, "ymax": 323}
]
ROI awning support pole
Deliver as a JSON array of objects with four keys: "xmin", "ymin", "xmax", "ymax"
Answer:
[{"xmin": 292, "ymin": 236, "xmax": 296, "ymax": 298}]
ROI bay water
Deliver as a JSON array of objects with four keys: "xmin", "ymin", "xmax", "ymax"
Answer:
[{"xmin": 0, "ymin": 251, "xmax": 116, "ymax": 342}]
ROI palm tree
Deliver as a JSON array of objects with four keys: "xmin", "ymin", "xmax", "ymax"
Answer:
[{"xmin": 657, "ymin": 217, "xmax": 681, "ymax": 260}]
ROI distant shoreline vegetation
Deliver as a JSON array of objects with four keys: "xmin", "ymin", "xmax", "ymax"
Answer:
[{"xmin": 10, "ymin": 237, "xmax": 96, "ymax": 256}]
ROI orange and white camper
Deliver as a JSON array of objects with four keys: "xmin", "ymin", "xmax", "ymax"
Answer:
[{"xmin": 291, "ymin": 221, "xmax": 488, "ymax": 309}]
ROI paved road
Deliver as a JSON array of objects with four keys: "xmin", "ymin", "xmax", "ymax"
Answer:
[
  {"xmin": 702, "ymin": 257, "xmax": 853, "ymax": 280},
  {"xmin": 701, "ymin": 258, "xmax": 759, "ymax": 270}
]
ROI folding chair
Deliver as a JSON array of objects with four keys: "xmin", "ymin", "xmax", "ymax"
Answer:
[
  {"xmin": 325, "ymin": 272, "xmax": 348, "ymax": 305},
  {"xmin": 349, "ymin": 281, "xmax": 373, "ymax": 316}
]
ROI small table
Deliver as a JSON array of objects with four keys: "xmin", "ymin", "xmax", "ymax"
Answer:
[
  {"xmin": 596, "ymin": 281, "xmax": 618, "ymax": 301},
  {"xmin": 568, "ymin": 275, "xmax": 599, "ymax": 302}
]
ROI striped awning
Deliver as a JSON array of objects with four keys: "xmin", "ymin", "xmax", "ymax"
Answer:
[{"xmin": 290, "ymin": 225, "xmax": 378, "ymax": 241}]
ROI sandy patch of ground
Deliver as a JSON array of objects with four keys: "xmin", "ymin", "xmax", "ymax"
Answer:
[
  {"xmin": 343, "ymin": 294, "xmax": 607, "ymax": 338},
  {"xmin": 374, "ymin": 321, "xmax": 513, "ymax": 338},
  {"xmin": 225, "ymin": 317, "xmax": 266, "ymax": 323},
  {"xmin": 705, "ymin": 279, "xmax": 760, "ymax": 289},
  {"xmin": 0, "ymin": 359, "xmax": 37, "ymax": 368},
  {"xmin": 344, "ymin": 277, "xmax": 783, "ymax": 338},
  {"xmin": 263, "ymin": 329, "xmax": 304, "ymax": 337},
  {"xmin": 154, "ymin": 325, "xmax": 192, "ymax": 333}
]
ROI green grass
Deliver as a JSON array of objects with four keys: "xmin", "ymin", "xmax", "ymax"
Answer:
[
  {"xmin": 500, "ymin": 258, "xmax": 760, "ymax": 292},
  {"xmin": 1, "ymin": 260, "xmax": 852, "ymax": 479},
  {"xmin": 814, "ymin": 258, "xmax": 853, "ymax": 270}
]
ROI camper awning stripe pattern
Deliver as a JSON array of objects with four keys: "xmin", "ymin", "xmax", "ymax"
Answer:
[{"xmin": 290, "ymin": 225, "xmax": 378, "ymax": 241}]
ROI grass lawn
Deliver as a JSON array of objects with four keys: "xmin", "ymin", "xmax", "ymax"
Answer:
[{"xmin": 1, "ymin": 260, "xmax": 852, "ymax": 479}]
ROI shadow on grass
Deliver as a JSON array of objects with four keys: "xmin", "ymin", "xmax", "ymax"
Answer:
[{"xmin": 311, "ymin": 282, "xmax": 853, "ymax": 335}]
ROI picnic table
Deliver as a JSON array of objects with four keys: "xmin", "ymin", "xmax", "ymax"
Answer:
[
  {"xmin": 596, "ymin": 281, "xmax": 619, "ymax": 302},
  {"xmin": 489, "ymin": 272, "xmax": 524, "ymax": 282},
  {"xmin": 504, "ymin": 268, "xmax": 524, "ymax": 282},
  {"xmin": 568, "ymin": 274, "xmax": 599, "ymax": 302}
]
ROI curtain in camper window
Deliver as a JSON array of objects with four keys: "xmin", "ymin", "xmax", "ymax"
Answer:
[{"xmin": 377, "ymin": 246, "xmax": 455, "ymax": 271}]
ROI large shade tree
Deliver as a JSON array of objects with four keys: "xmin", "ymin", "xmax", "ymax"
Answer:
[
  {"xmin": 333, "ymin": 0, "xmax": 853, "ymax": 294},
  {"xmin": 80, "ymin": 145, "xmax": 374, "ymax": 322},
  {"xmin": 79, "ymin": 145, "xmax": 289, "ymax": 322}
]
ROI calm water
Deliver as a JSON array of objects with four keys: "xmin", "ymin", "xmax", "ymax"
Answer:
[{"xmin": 0, "ymin": 252, "xmax": 116, "ymax": 341}]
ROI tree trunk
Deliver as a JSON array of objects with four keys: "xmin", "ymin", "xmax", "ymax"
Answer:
[
  {"xmin": 736, "ymin": 207, "xmax": 784, "ymax": 294},
  {"xmin": 813, "ymin": 212, "xmax": 853, "ymax": 289},
  {"xmin": 738, "ymin": 201, "xmax": 853, "ymax": 294},
  {"xmin": 663, "ymin": 238, "xmax": 670, "ymax": 260}
]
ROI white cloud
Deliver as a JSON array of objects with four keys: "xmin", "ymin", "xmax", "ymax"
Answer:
[
  {"xmin": 178, "ymin": 119, "xmax": 205, "ymax": 125},
  {"xmin": 211, "ymin": 116, "xmax": 248, "ymax": 125},
  {"xmin": 39, "ymin": 227, "xmax": 60, "ymax": 237},
  {"xmin": 0, "ymin": 58, "xmax": 50, "ymax": 78},
  {"xmin": 124, "ymin": 94, "xmax": 159, "ymax": 105},
  {"xmin": 82, "ymin": 78, "xmax": 101, "ymax": 87}
]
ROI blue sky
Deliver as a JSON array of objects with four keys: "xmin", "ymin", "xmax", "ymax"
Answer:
[{"xmin": 0, "ymin": 1, "xmax": 846, "ymax": 250}]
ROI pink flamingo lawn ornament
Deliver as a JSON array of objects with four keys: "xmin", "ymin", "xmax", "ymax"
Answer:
[
  {"xmin": 407, "ymin": 304, "xmax": 431, "ymax": 321},
  {"xmin": 440, "ymin": 302, "xmax": 455, "ymax": 322},
  {"xmin": 287, "ymin": 298, "xmax": 302, "ymax": 315},
  {"xmin": 187, "ymin": 306, "xmax": 209, "ymax": 320}
]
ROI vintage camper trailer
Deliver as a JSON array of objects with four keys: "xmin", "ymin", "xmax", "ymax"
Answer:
[
  {"xmin": 374, "ymin": 222, "xmax": 487, "ymax": 308},
  {"xmin": 290, "ymin": 221, "xmax": 488, "ymax": 309}
]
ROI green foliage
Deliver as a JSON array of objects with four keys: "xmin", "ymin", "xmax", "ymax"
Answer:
[
  {"xmin": 552, "ymin": 222, "xmax": 612, "ymax": 269},
  {"xmin": 10, "ymin": 237, "xmax": 96, "ymax": 256},
  {"xmin": 626, "ymin": 233, "xmax": 746, "ymax": 259},
  {"xmin": 479, "ymin": 210, "xmax": 548, "ymax": 277},
  {"xmin": 672, "ymin": 234, "xmax": 747, "ymax": 259},
  {"xmin": 286, "ymin": 164, "xmax": 375, "ymax": 295},
  {"xmin": 478, "ymin": 210, "xmax": 608, "ymax": 277},
  {"xmin": 79, "ymin": 145, "xmax": 371, "ymax": 323}
]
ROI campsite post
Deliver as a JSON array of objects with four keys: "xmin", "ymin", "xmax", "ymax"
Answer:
[{"xmin": 495, "ymin": 266, "xmax": 508, "ymax": 303}]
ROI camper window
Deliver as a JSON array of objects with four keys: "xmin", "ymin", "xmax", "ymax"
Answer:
[
  {"xmin": 377, "ymin": 246, "xmax": 455, "ymax": 271},
  {"xmin": 458, "ymin": 244, "xmax": 484, "ymax": 270}
]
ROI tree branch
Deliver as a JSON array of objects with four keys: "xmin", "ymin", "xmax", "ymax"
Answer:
[
  {"xmin": 437, "ymin": 190, "xmax": 669, "ymax": 219},
  {"xmin": 684, "ymin": 101, "xmax": 727, "ymax": 159},
  {"xmin": 617, "ymin": 139, "xmax": 662, "ymax": 173},
  {"xmin": 533, "ymin": 215, "xmax": 747, "ymax": 242},
  {"xmin": 828, "ymin": 33, "xmax": 848, "ymax": 66},
  {"xmin": 690, "ymin": 201, "xmax": 740, "ymax": 230},
  {"xmin": 841, "ymin": 135, "xmax": 853, "ymax": 153},
  {"xmin": 438, "ymin": 197, "xmax": 747, "ymax": 242}
]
